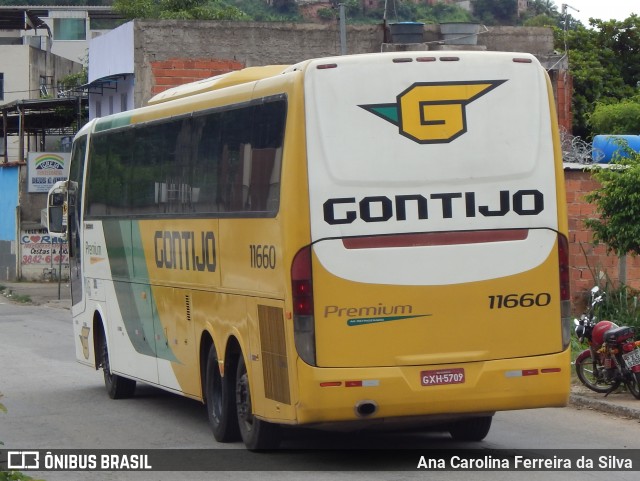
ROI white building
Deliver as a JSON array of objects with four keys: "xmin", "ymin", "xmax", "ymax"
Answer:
[
  {"xmin": 87, "ymin": 21, "xmax": 135, "ymax": 120},
  {"xmin": 0, "ymin": 5, "xmax": 123, "ymax": 63}
]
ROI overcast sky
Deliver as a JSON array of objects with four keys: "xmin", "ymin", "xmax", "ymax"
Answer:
[{"xmin": 562, "ymin": 0, "xmax": 637, "ymax": 25}]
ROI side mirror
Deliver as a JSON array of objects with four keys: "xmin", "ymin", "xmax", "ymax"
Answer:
[{"xmin": 47, "ymin": 181, "xmax": 68, "ymax": 238}]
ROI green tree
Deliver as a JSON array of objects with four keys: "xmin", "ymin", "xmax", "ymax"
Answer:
[
  {"xmin": 524, "ymin": 14, "xmax": 556, "ymax": 27},
  {"xmin": 560, "ymin": 15, "xmax": 640, "ymax": 137},
  {"xmin": 590, "ymin": 100, "xmax": 640, "ymax": 135},
  {"xmin": 228, "ymin": 0, "xmax": 301, "ymax": 22},
  {"xmin": 382, "ymin": 0, "xmax": 471, "ymax": 24},
  {"xmin": 528, "ymin": 0, "xmax": 558, "ymax": 17},
  {"xmin": 113, "ymin": 0, "xmax": 247, "ymax": 20},
  {"xmin": 472, "ymin": 0, "xmax": 517, "ymax": 26},
  {"xmin": 585, "ymin": 149, "xmax": 640, "ymax": 257}
]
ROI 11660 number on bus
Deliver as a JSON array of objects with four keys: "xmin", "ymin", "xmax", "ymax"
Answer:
[
  {"xmin": 249, "ymin": 244, "xmax": 276, "ymax": 269},
  {"xmin": 488, "ymin": 293, "xmax": 551, "ymax": 309}
]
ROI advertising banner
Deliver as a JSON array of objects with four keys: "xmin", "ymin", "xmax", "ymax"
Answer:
[{"xmin": 27, "ymin": 152, "xmax": 71, "ymax": 193}]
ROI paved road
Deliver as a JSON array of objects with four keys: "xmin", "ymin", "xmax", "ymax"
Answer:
[{"xmin": 1, "ymin": 299, "xmax": 640, "ymax": 481}]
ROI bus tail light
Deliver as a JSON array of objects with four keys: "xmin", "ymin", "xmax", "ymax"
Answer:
[
  {"xmin": 292, "ymin": 246, "xmax": 316, "ymax": 366},
  {"xmin": 558, "ymin": 234, "xmax": 571, "ymax": 350}
]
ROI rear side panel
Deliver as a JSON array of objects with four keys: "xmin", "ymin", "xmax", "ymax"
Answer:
[{"xmin": 303, "ymin": 52, "xmax": 564, "ymax": 368}]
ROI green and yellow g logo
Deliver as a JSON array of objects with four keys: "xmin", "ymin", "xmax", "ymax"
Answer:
[{"xmin": 360, "ymin": 80, "xmax": 506, "ymax": 144}]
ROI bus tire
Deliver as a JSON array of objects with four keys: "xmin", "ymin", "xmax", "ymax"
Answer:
[
  {"xmin": 448, "ymin": 416, "xmax": 492, "ymax": 441},
  {"xmin": 235, "ymin": 354, "xmax": 281, "ymax": 450},
  {"xmin": 205, "ymin": 345, "xmax": 240, "ymax": 442},
  {"xmin": 100, "ymin": 328, "xmax": 136, "ymax": 400}
]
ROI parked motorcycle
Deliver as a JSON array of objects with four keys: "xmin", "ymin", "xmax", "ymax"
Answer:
[{"xmin": 574, "ymin": 286, "xmax": 640, "ymax": 399}]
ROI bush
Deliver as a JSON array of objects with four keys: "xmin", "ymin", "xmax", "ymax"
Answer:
[
  {"xmin": 317, "ymin": 7, "xmax": 336, "ymax": 21},
  {"xmin": 589, "ymin": 100, "xmax": 640, "ymax": 135},
  {"xmin": 585, "ymin": 147, "xmax": 640, "ymax": 257}
]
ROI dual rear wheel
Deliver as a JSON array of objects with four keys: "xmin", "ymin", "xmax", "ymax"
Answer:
[{"xmin": 205, "ymin": 346, "xmax": 280, "ymax": 450}]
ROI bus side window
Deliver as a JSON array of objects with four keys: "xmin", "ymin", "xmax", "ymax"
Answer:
[
  {"xmin": 86, "ymin": 134, "xmax": 110, "ymax": 216},
  {"xmin": 266, "ymin": 147, "xmax": 282, "ymax": 213},
  {"xmin": 192, "ymin": 113, "xmax": 222, "ymax": 213},
  {"xmin": 219, "ymin": 108, "xmax": 252, "ymax": 212},
  {"xmin": 131, "ymin": 126, "xmax": 163, "ymax": 215},
  {"xmin": 249, "ymin": 100, "xmax": 285, "ymax": 214},
  {"xmin": 247, "ymin": 148, "xmax": 276, "ymax": 211}
]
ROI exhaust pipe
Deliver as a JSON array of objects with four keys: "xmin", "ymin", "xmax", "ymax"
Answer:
[{"xmin": 354, "ymin": 400, "xmax": 378, "ymax": 417}]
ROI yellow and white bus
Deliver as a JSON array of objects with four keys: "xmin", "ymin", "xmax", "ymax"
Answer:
[{"xmin": 49, "ymin": 51, "xmax": 571, "ymax": 449}]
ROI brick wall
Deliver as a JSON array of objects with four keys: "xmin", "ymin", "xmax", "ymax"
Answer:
[
  {"xmin": 555, "ymin": 71, "xmax": 573, "ymax": 133},
  {"xmin": 150, "ymin": 58, "xmax": 244, "ymax": 96},
  {"xmin": 565, "ymin": 168, "xmax": 640, "ymax": 311}
]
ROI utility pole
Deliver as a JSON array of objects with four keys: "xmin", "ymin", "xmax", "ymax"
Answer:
[{"xmin": 339, "ymin": 3, "xmax": 347, "ymax": 55}]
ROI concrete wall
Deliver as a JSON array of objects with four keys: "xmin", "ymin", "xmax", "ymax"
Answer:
[
  {"xmin": 19, "ymin": 164, "xmax": 46, "ymax": 224},
  {"xmin": 0, "ymin": 45, "xmax": 81, "ymax": 103},
  {"xmin": 29, "ymin": 47, "xmax": 83, "ymax": 95},
  {"xmin": 131, "ymin": 21, "xmax": 555, "ymax": 106},
  {"xmin": 421, "ymin": 24, "xmax": 554, "ymax": 54},
  {"xmin": 2, "ymin": 45, "xmax": 31, "ymax": 104},
  {"xmin": 19, "ymin": 226, "xmax": 69, "ymax": 281},
  {"xmin": 133, "ymin": 20, "xmax": 384, "ymax": 106},
  {"xmin": 1, "ymin": 46, "xmax": 31, "ymax": 162},
  {"xmin": 476, "ymin": 26, "xmax": 554, "ymax": 55}
]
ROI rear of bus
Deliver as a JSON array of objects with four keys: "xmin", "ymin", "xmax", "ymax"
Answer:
[{"xmin": 290, "ymin": 51, "xmax": 570, "ymax": 433}]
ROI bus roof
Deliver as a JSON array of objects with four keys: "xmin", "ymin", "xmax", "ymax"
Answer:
[{"xmin": 147, "ymin": 65, "xmax": 290, "ymax": 106}]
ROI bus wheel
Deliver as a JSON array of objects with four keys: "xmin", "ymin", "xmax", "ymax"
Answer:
[
  {"xmin": 205, "ymin": 345, "xmax": 240, "ymax": 442},
  {"xmin": 448, "ymin": 416, "xmax": 492, "ymax": 441},
  {"xmin": 100, "ymin": 329, "xmax": 136, "ymax": 399},
  {"xmin": 235, "ymin": 354, "xmax": 281, "ymax": 450}
]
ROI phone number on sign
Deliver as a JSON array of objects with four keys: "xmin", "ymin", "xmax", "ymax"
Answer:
[{"xmin": 22, "ymin": 254, "xmax": 69, "ymax": 265}]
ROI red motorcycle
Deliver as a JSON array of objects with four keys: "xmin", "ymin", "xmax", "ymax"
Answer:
[{"xmin": 574, "ymin": 286, "xmax": 640, "ymax": 399}]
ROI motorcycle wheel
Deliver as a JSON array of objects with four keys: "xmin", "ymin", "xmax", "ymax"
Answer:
[
  {"xmin": 625, "ymin": 371, "xmax": 640, "ymax": 400},
  {"xmin": 575, "ymin": 349, "xmax": 620, "ymax": 394}
]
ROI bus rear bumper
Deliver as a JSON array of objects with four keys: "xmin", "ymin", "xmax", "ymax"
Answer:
[{"xmin": 293, "ymin": 350, "xmax": 570, "ymax": 427}]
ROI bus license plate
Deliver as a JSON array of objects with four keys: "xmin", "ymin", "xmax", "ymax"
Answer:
[
  {"xmin": 622, "ymin": 349, "xmax": 640, "ymax": 369},
  {"xmin": 421, "ymin": 368, "xmax": 465, "ymax": 386}
]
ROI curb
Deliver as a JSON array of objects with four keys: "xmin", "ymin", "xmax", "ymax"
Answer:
[
  {"xmin": 569, "ymin": 393, "xmax": 640, "ymax": 420},
  {"xmin": 43, "ymin": 299, "xmax": 72, "ymax": 309}
]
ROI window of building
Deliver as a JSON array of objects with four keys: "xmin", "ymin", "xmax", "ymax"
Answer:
[
  {"xmin": 120, "ymin": 93, "xmax": 128, "ymax": 112},
  {"xmin": 0, "ymin": 73, "xmax": 4, "ymax": 101},
  {"xmin": 53, "ymin": 18, "xmax": 87, "ymax": 41},
  {"xmin": 40, "ymin": 76, "xmax": 49, "ymax": 97},
  {"xmin": 95, "ymin": 100, "xmax": 101, "ymax": 118}
]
